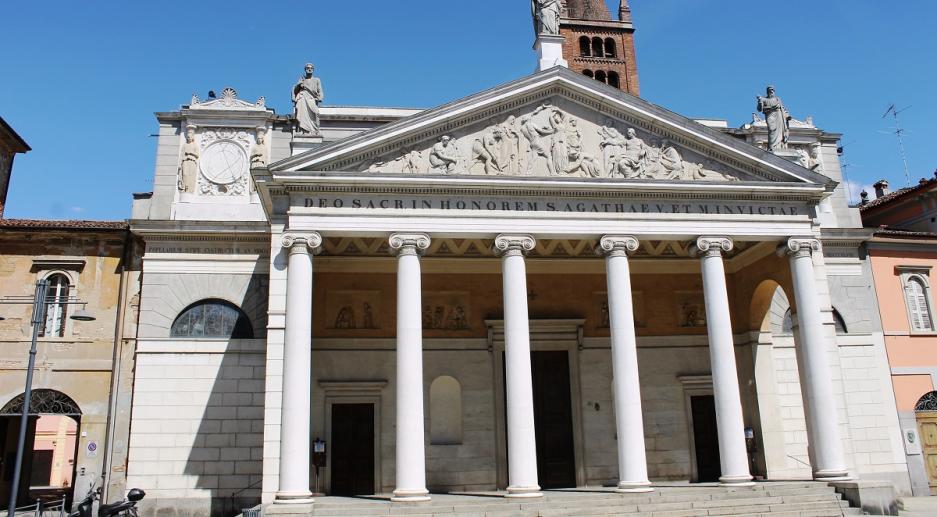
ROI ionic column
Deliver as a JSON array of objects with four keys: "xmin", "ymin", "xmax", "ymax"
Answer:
[
  {"xmin": 598, "ymin": 236, "xmax": 653, "ymax": 493},
  {"xmin": 780, "ymin": 238, "xmax": 849, "ymax": 480},
  {"xmin": 389, "ymin": 233, "xmax": 432, "ymax": 502},
  {"xmin": 276, "ymin": 232, "xmax": 322, "ymax": 504},
  {"xmin": 690, "ymin": 237, "xmax": 753, "ymax": 486},
  {"xmin": 494, "ymin": 234, "xmax": 542, "ymax": 498}
]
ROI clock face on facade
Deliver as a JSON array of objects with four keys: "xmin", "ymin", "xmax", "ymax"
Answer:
[{"xmin": 200, "ymin": 140, "xmax": 247, "ymax": 185}]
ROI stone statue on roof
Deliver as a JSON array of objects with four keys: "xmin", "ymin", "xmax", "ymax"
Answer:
[
  {"xmin": 532, "ymin": 0, "xmax": 562, "ymax": 35},
  {"xmin": 292, "ymin": 63, "xmax": 324, "ymax": 135},
  {"xmin": 757, "ymin": 85, "xmax": 791, "ymax": 152}
]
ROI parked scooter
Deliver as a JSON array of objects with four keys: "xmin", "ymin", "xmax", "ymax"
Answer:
[{"xmin": 68, "ymin": 482, "xmax": 146, "ymax": 517}]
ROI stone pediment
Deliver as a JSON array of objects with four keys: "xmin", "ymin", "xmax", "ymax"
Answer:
[{"xmin": 271, "ymin": 68, "xmax": 833, "ymax": 187}]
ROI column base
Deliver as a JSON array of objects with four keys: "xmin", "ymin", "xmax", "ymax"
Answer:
[
  {"xmin": 505, "ymin": 485, "xmax": 543, "ymax": 498},
  {"xmin": 274, "ymin": 491, "xmax": 315, "ymax": 505},
  {"xmin": 616, "ymin": 480, "xmax": 653, "ymax": 493},
  {"xmin": 391, "ymin": 488, "xmax": 431, "ymax": 502},
  {"xmin": 814, "ymin": 468, "xmax": 852, "ymax": 481},
  {"xmin": 718, "ymin": 474, "xmax": 755, "ymax": 486}
]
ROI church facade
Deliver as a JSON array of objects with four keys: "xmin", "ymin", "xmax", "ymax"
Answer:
[{"xmin": 124, "ymin": 2, "xmax": 911, "ymax": 515}]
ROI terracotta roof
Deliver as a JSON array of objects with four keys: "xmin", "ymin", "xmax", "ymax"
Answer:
[
  {"xmin": 872, "ymin": 227, "xmax": 937, "ymax": 240},
  {"xmin": 0, "ymin": 219, "xmax": 128, "ymax": 231},
  {"xmin": 860, "ymin": 176, "xmax": 937, "ymax": 211}
]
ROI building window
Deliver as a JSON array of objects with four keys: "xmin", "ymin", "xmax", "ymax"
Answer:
[
  {"xmin": 595, "ymin": 70, "xmax": 607, "ymax": 83},
  {"xmin": 579, "ymin": 36, "xmax": 591, "ymax": 57},
  {"xmin": 583, "ymin": 69, "xmax": 594, "ymax": 79},
  {"xmin": 39, "ymin": 274, "xmax": 70, "ymax": 338},
  {"xmin": 170, "ymin": 299, "xmax": 254, "ymax": 339},
  {"xmin": 430, "ymin": 376, "xmax": 462, "ymax": 445},
  {"xmin": 604, "ymin": 38, "xmax": 617, "ymax": 58},
  {"xmin": 607, "ymin": 71, "xmax": 620, "ymax": 89},
  {"xmin": 905, "ymin": 276, "xmax": 934, "ymax": 331},
  {"xmin": 591, "ymin": 37, "xmax": 604, "ymax": 58}
]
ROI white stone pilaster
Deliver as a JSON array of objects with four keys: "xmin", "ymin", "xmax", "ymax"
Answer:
[
  {"xmin": 599, "ymin": 236, "xmax": 653, "ymax": 493},
  {"xmin": 389, "ymin": 233, "xmax": 432, "ymax": 502},
  {"xmin": 494, "ymin": 234, "xmax": 542, "ymax": 498},
  {"xmin": 690, "ymin": 237, "xmax": 753, "ymax": 486},
  {"xmin": 780, "ymin": 238, "xmax": 850, "ymax": 480},
  {"xmin": 275, "ymin": 232, "xmax": 321, "ymax": 504}
]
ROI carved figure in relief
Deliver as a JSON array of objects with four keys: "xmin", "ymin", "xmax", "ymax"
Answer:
[
  {"xmin": 362, "ymin": 302, "xmax": 375, "ymax": 329},
  {"xmin": 532, "ymin": 0, "xmax": 561, "ymax": 35},
  {"xmin": 472, "ymin": 127, "xmax": 505, "ymax": 174},
  {"xmin": 500, "ymin": 116, "xmax": 522, "ymax": 175},
  {"xmin": 423, "ymin": 306, "xmax": 433, "ymax": 329},
  {"xmin": 403, "ymin": 148, "xmax": 422, "ymax": 174},
  {"xmin": 433, "ymin": 306, "xmax": 445, "ymax": 329},
  {"xmin": 335, "ymin": 306, "xmax": 356, "ymax": 329},
  {"xmin": 292, "ymin": 63, "xmax": 324, "ymax": 135},
  {"xmin": 448, "ymin": 306, "xmax": 469, "ymax": 330},
  {"xmin": 250, "ymin": 127, "xmax": 268, "ymax": 169},
  {"xmin": 599, "ymin": 123, "xmax": 628, "ymax": 176},
  {"xmin": 611, "ymin": 128, "xmax": 648, "ymax": 178},
  {"xmin": 756, "ymin": 85, "xmax": 790, "ymax": 151},
  {"xmin": 520, "ymin": 104, "xmax": 565, "ymax": 175},
  {"xmin": 178, "ymin": 125, "xmax": 199, "ymax": 192},
  {"xmin": 429, "ymin": 135, "xmax": 462, "ymax": 174},
  {"xmin": 558, "ymin": 119, "xmax": 602, "ymax": 177}
]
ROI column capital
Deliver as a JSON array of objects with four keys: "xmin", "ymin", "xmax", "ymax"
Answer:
[
  {"xmin": 597, "ymin": 235, "xmax": 640, "ymax": 257},
  {"xmin": 494, "ymin": 234, "xmax": 536, "ymax": 257},
  {"xmin": 281, "ymin": 232, "xmax": 323, "ymax": 254},
  {"xmin": 689, "ymin": 236, "xmax": 733, "ymax": 258},
  {"xmin": 777, "ymin": 237, "xmax": 821, "ymax": 259},
  {"xmin": 389, "ymin": 233, "xmax": 431, "ymax": 256}
]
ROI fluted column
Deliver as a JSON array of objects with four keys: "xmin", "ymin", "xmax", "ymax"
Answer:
[
  {"xmin": 690, "ymin": 237, "xmax": 753, "ymax": 486},
  {"xmin": 598, "ymin": 236, "xmax": 653, "ymax": 493},
  {"xmin": 276, "ymin": 232, "xmax": 322, "ymax": 504},
  {"xmin": 780, "ymin": 238, "xmax": 850, "ymax": 480},
  {"xmin": 389, "ymin": 233, "xmax": 432, "ymax": 501},
  {"xmin": 494, "ymin": 234, "xmax": 542, "ymax": 498}
]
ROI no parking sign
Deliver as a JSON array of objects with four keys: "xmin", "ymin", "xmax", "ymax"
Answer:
[{"xmin": 86, "ymin": 441, "xmax": 98, "ymax": 458}]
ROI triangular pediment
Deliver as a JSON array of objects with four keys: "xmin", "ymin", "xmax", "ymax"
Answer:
[{"xmin": 271, "ymin": 68, "xmax": 833, "ymax": 186}]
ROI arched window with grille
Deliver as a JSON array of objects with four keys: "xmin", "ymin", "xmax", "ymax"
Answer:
[
  {"xmin": 591, "ymin": 37, "xmax": 604, "ymax": 58},
  {"xmin": 170, "ymin": 299, "xmax": 254, "ymax": 339},
  {"xmin": 40, "ymin": 274, "xmax": 71, "ymax": 337},
  {"xmin": 579, "ymin": 36, "xmax": 591, "ymax": 57},
  {"xmin": 604, "ymin": 38, "xmax": 617, "ymax": 58},
  {"xmin": 607, "ymin": 71, "xmax": 620, "ymax": 89}
]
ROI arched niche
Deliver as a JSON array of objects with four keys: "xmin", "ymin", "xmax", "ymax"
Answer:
[{"xmin": 429, "ymin": 376, "xmax": 462, "ymax": 445}]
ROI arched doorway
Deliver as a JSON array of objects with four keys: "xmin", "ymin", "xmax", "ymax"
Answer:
[
  {"xmin": 914, "ymin": 391, "xmax": 937, "ymax": 494},
  {"xmin": 0, "ymin": 390, "xmax": 82, "ymax": 509}
]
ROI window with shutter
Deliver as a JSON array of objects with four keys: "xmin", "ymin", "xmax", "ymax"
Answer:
[{"xmin": 906, "ymin": 276, "xmax": 934, "ymax": 331}]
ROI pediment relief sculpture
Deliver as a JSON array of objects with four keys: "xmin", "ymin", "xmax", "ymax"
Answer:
[
  {"xmin": 359, "ymin": 103, "xmax": 742, "ymax": 182},
  {"xmin": 178, "ymin": 126, "xmax": 259, "ymax": 197}
]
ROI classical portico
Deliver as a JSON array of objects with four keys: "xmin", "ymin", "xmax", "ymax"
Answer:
[{"xmin": 245, "ymin": 65, "xmax": 867, "ymax": 505}]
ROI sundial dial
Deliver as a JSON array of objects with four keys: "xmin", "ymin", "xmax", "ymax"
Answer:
[{"xmin": 200, "ymin": 140, "xmax": 247, "ymax": 185}]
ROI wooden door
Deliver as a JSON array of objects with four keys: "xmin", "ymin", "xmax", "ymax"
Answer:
[
  {"xmin": 691, "ymin": 395, "xmax": 721, "ymax": 482},
  {"xmin": 330, "ymin": 403, "xmax": 375, "ymax": 496},
  {"xmin": 918, "ymin": 411, "xmax": 937, "ymax": 494},
  {"xmin": 531, "ymin": 351, "xmax": 576, "ymax": 489}
]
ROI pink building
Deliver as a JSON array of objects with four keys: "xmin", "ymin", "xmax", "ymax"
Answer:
[{"xmin": 862, "ymin": 175, "xmax": 937, "ymax": 496}]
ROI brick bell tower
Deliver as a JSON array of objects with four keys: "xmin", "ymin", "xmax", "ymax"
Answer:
[{"xmin": 560, "ymin": 0, "xmax": 640, "ymax": 95}]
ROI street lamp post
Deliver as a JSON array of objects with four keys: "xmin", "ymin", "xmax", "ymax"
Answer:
[{"xmin": 1, "ymin": 280, "xmax": 95, "ymax": 517}]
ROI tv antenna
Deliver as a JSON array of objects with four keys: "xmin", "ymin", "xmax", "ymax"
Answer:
[{"xmin": 882, "ymin": 104, "xmax": 912, "ymax": 187}]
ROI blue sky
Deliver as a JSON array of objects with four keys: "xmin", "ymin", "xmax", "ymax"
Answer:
[{"xmin": 2, "ymin": 1, "xmax": 935, "ymax": 220}]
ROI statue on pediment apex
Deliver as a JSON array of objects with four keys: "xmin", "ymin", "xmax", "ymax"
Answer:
[
  {"xmin": 757, "ymin": 85, "xmax": 791, "ymax": 151},
  {"xmin": 293, "ymin": 63, "xmax": 324, "ymax": 135},
  {"xmin": 532, "ymin": 0, "xmax": 561, "ymax": 35}
]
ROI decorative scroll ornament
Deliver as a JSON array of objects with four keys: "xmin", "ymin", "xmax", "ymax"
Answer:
[
  {"xmin": 189, "ymin": 87, "xmax": 267, "ymax": 111},
  {"xmin": 494, "ymin": 235, "xmax": 536, "ymax": 257},
  {"xmin": 281, "ymin": 232, "xmax": 323, "ymax": 253},
  {"xmin": 597, "ymin": 236, "xmax": 640, "ymax": 257},
  {"xmin": 0, "ymin": 389, "xmax": 81, "ymax": 416},
  {"xmin": 388, "ymin": 233, "xmax": 431, "ymax": 256},
  {"xmin": 690, "ymin": 237, "xmax": 734, "ymax": 258},
  {"xmin": 779, "ymin": 238, "xmax": 821, "ymax": 259},
  {"xmin": 360, "ymin": 104, "xmax": 739, "ymax": 182}
]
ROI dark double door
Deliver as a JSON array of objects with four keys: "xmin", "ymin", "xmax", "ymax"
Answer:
[
  {"xmin": 690, "ymin": 395, "xmax": 722, "ymax": 482},
  {"xmin": 330, "ymin": 403, "xmax": 375, "ymax": 496},
  {"xmin": 512, "ymin": 350, "xmax": 577, "ymax": 489}
]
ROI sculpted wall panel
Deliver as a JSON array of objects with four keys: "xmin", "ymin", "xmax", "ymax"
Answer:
[{"xmin": 356, "ymin": 98, "xmax": 748, "ymax": 182}]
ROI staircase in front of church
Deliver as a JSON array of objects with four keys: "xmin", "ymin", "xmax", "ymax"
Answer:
[{"xmin": 276, "ymin": 482, "xmax": 865, "ymax": 517}]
